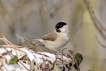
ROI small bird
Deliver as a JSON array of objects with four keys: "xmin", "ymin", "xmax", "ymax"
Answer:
[{"xmin": 35, "ymin": 22, "xmax": 70, "ymax": 52}]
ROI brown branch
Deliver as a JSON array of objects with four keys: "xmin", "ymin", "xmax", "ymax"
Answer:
[{"xmin": 83, "ymin": 0, "xmax": 106, "ymax": 39}]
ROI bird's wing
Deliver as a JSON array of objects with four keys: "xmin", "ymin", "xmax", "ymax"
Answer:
[{"xmin": 41, "ymin": 31, "xmax": 58, "ymax": 41}]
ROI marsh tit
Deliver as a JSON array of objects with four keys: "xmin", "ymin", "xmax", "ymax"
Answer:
[{"xmin": 35, "ymin": 22, "xmax": 70, "ymax": 52}]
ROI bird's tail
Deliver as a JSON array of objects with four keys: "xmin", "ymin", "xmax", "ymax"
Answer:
[
  {"xmin": 31, "ymin": 38, "xmax": 39, "ymax": 42},
  {"xmin": 34, "ymin": 39, "xmax": 43, "ymax": 42},
  {"xmin": 32, "ymin": 39, "xmax": 44, "ymax": 46}
]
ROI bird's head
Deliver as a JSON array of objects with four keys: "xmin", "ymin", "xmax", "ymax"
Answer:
[{"xmin": 55, "ymin": 22, "xmax": 70, "ymax": 33}]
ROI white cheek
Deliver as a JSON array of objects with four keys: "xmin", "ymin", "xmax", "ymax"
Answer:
[
  {"xmin": 60, "ymin": 25, "xmax": 69, "ymax": 33},
  {"xmin": 61, "ymin": 29, "xmax": 66, "ymax": 32}
]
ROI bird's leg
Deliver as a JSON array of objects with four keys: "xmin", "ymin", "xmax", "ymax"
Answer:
[{"xmin": 53, "ymin": 49, "xmax": 61, "ymax": 54}]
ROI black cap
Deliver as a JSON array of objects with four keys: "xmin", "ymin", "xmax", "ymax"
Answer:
[{"xmin": 55, "ymin": 22, "xmax": 67, "ymax": 32}]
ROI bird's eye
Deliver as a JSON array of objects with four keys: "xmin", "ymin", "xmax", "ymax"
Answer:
[{"xmin": 56, "ymin": 28, "xmax": 61, "ymax": 32}]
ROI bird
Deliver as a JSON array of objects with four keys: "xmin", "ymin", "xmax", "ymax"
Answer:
[{"xmin": 34, "ymin": 22, "xmax": 70, "ymax": 53}]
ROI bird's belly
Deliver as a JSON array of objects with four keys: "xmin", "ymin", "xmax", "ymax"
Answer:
[{"xmin": 45, "ymin": 39, "xmax": 68, "ymax": 49}]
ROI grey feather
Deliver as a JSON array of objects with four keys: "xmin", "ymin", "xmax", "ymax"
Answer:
[{"xmin": 41, "ymin": 31, "xmax": 58, "ymax": 41}]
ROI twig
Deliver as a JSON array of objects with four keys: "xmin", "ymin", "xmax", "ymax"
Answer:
[
  {"xmin": 73, "ymin": 7, "xmax": 85, "ymax": 45},
  {"xmin": 30, "ymin": 59, "xmax": 35, "ymax": 71},
  {"xmin": 2, "ymin": 65, "xmax": 8, "ymax": 71},
  {"xmin": 83, "ymin": 0, "xmax": 106, "ymax": 39},
  {"xmin": 0, "ymin": 37, "xmax": 27, "ymax": 58},
  {"xmin": 96, "ymin": 36, "xmax": 106, "ymax": 48},
  {"xmin": 19, "ymin": 61, "xmax": 30, "ymax": 71},
  {"xmin": 46, "ymin": 0, "xmax": 73, "ymax": 18},
  {"xmin": 2, "ymin": 36, "xmax": 13, "ymax": 45},
  {"xmin": 17, "ymin": 62, "xmax": 22, "ymax": 71},
  {"xmin": 62, "ymin": 48, "xmax": 67, "ymax": 65},
  {"xmin": 68, "ymin": 50, "xmax": 75, "ymax": 70}
]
